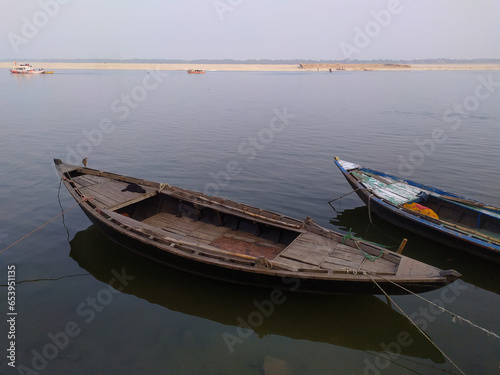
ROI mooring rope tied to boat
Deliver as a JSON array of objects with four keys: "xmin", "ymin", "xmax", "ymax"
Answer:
[
  {"xmin": 328, "ymin": 187, "xmax": 362, "ymax": 206},
  {"xmin": 364, "ymin": 272, "xmax": 467, "ymax": 375},
  {"xmin": 341, "ymin": 228, "xmax": 384, "ymax": 261},
  {"xmin": 376, "ymin": 274, "xmax": 500, "ymax": 340},
  {"xmin": 367, "ymin": 193, "xmax": 374, "ymax": 223},
  {"xmin": 0, "ymin": 182, "xmax": 90, "ymax": 255},
  {"xmin": 0, "ymin": 273, "xmax": 91, "ymax": 286}
]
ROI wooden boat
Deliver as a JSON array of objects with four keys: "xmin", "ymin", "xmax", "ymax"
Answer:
[
  {"xmin": 54, "ymin": 159, "xmax": 460, "ymax": 294},
  {"xmin": 187, "ymin": 69, "xmax": 205, "ymax": 74},
  {"xmin": 334, "ymin": 156, "xmax": 500, "ymax": 262}
]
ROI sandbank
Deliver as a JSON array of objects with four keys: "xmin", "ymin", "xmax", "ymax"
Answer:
[{"xmin": 2, "ymin": 62, "xmax": 500, "ymax": 72}]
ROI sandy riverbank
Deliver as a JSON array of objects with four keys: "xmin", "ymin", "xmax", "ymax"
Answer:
[{"xmin": 2, "ymin": 62, "xmax": 500, "ymax": 72}]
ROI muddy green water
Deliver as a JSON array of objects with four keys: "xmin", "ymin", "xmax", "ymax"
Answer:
[{"xmin": 1, "ymin": 70, "xmax": 499, "ymax": 374}]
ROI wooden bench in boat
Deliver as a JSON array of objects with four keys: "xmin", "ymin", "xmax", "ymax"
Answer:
[
  {"xmin": 142, "ymin": 212, "xmax": 287, "ymax": 259},
  {"xmin": 71, "ymin": 175, "xmax": 157, "ymax": 208}
]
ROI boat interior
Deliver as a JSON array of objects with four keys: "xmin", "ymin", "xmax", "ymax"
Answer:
[
  {"xmin": 63, "ymin": 166, "xmax": 403, "ymax": 274},
  {"xmin": 422, "ymin": 195, "xmax": 500, "ymax": 240},
  {"xmin": 116, "ymin": 192, "xmax": 300, "ymax": 260}
]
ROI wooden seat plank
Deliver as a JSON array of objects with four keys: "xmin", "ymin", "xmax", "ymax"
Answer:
[
  {"xmin": 79, "ymin": 186, "xmax": 119, "ymax": 206},
  {"xmin": 280, "ymin": 240, "xmax": 333, "ymax": 266}
]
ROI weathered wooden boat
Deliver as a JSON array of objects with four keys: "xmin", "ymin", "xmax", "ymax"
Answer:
[
  {"xmin": 54, "ymin": 159, "xmax": 460, "ymax": 294},
  {"xmin": 334, "ymin": 156, "xmax": 500, "ymax": 262}
]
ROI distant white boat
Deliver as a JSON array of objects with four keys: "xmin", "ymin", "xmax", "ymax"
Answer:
[{"xmin": 10, "ymin": 63, "xmax": 45, "ymax": 74}]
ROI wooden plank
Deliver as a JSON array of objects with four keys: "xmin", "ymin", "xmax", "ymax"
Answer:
[
  {"xmin": 327, "ymin": 251, "xmax": 365, "ymax": 264},
  {"xmin": 71, "ymin": 176, "xmax": 95, "ymax": 187},
  {"xmin": 187, "ymin": 223, "xmax": 228, "ymax": 243},
  {"xmin": 143, "ymin": 213, "xmax": 233, "ymax": 247},
  {"xmin": 320, "ymin": 262, "xmax": 354, "ymax": 272},
  {"xmin": 337, "ymin": 160, "xmax": 361, "ymax": 171},
  {"xmin": 79, "ymin": 186, "xmax": 118, "ymax": 207},
  {"xmin": 142, "ymin": 213, "xmax": 198, "ymax": 236},
  {"xmin": 280, "ymin": 240, "xmax": 333, "ymax": 266},
  {"xmin": 395, "ymin": 257, "xmax": 413, "ymax": 277},
  {"xmin": 296, "ymin": 232, "xmax": 332, "ymax": 246},
  {"xmin": 359, "ymin": 260, "xmax": 398, "ymax": 275},
  {"xmin": 262, "ymin": 256, "xmax": 300, "ymax": 271},
  {"xmin": 108, "ymin": 191, "xmax": 158, "ymax": 211},
  {"xmin": 322, "ymin": 256, "xmax": 363, "ymax": 269},
  {"xmin": 222, "ymin": 232, "xmax": 257, "ymax": 243},
  {"xmin": 195, "ymin": 195, "xmax": 303, "ymax": 230},
  {"xmin": 399, "ymin": 259, "xmax": 437, "ymax": 278},
  {"xmin": 324, "ymin": 242, "xmax": 397, "ymax": 274},
  {"xmin": 89, "ymin": 180, "xmax": 154, "ymax": 203},
  {"xmin": 84, "ymin": 184, "xmax": 122, "ymax": 205},
  {"xmin": 82, "ymin": 174, "xmax": 112, "ymax": 184},
  {"xmin": 58, "ymin": 164, "xmax": 78, "ymax": 174}
]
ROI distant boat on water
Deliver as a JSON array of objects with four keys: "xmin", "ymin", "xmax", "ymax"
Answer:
[
  {"xmin": 9, "ymin": 62, "xmax": 53, "ymax": 74},
  {"xmin": 187, "ymin": 69, "xmax": 205, "ymax": 74}
]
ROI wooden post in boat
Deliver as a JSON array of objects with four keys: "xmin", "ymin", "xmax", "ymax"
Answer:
[{"xmin": 397, "ymin": 238, "xmax": 408, "ymax": 254}]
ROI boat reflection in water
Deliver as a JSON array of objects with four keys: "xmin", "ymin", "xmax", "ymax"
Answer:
[{"xmin": 69, "ymin": 225, "xmax": 446, "ymax": 363}]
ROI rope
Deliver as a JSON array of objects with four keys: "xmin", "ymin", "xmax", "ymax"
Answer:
[
  {"xmin": 0, "ymin": 190, "xmax": 90, "ymax": 255},
  {"xmin": 328, "ymin": 187, "xmax": 362, "ymax": 213},
  {"xmin": 341, "ymin": 228, "xmax": 384, "ymax": 261},
  {"xmin": 0, "ymin": 273, "xmax": 90, "ymax": 286},
  {"xmin": 57, "ymin": 178, "xmax": 71, "ymax": 242},
  {"xmin": 255, "ymin": 256, "xmax": 273, "ymax": 269},
  {"xmin": 365, "ymin": 272, "xmax": 466, "ymax": 375},
  {"xmin": 158, "ymin": 183, "xmax": 171, "ymax": 192},
  {"xmin": 368, "ymin": 193, "xmax": 373, "ymax": 223},
  {"xmin": 378, "ymin": 275, "xmax": 500, "ymax": 339}
]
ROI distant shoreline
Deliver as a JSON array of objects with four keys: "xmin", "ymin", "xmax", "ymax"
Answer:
[{"xmin": 2, "ymin": 62, "xmax": 500, "ymax": 72}]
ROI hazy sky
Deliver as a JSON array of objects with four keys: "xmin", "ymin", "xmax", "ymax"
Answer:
[{"xmin": 1, "ymin": 0, "xmax": 499, "ymax": 61}]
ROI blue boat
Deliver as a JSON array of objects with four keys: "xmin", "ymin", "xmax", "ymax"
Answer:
[{"xmin": 334, "ymin": 157, "xmax": 500, "ymax": 263}]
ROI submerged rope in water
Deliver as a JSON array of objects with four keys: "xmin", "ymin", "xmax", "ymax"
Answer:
[{"xmin": 365, "ymin": 272, "xmax": 466, "ymax": 375}]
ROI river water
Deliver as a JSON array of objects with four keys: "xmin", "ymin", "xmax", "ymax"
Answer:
[{"xmin": 1, "ymin": 69, "xmax": 499, "ymax": 374}]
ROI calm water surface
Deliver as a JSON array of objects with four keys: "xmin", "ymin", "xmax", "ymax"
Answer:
[{"xmin": 0, "ymin": 69, "xmax": 499, "ymax": 374}]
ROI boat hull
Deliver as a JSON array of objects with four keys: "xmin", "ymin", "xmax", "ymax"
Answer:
[
  {"xmin": 83, "ymin": 205, "xmax": 451, "ymax": 295},
  {"xmin": 335, "ymin": 157, "xmax": 500, "ymax": 263},
  {"xmin": 10, "ymin": 70, "xmax": 45, "ymax": 74},
  {"xmin": 54, "ymin": 159, "xmax": 460, "ymax": 295}
]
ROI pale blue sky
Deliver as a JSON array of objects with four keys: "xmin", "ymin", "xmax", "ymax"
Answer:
[{"xmin": 1, "ymin": 0, "xmax": 499, "ymax": 60}]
